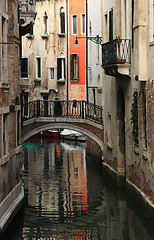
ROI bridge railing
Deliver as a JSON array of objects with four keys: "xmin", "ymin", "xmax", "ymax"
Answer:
[{"xmin": 22, "ymin": 100, "xmax": 103, "ymax": 125}]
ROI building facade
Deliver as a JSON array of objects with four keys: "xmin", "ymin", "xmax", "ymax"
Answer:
[
  {"xmin": 87, "ymin": 0, "xmax": 103, "ymax": 106},
  {"xmin": 101, "ymin": 0, "xmax": 154, "ymax": 217},
  {"xmin": 0, "ymin": 0, "xmax": 24, "ymax": 232},
  {"xmin": 68, "ymin": 0, "xmax": 86, "ymax": 100},
  {"xmin": 21, "ymin": 0, "xmax": 68, "ymax": 102}
]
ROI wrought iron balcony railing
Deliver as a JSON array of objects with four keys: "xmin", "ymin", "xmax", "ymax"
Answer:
[
  {"xmin": 22, "ymin": 100, "xmax": 103, "ymax": 125},
  {"xmin": 102, "ymin": 39, "xmax": 131, "ymax": 66}
]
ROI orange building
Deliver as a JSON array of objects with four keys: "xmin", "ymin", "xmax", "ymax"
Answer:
[{"xmin": 69, "ymin": 0, "xmax": 86, "ymax": 100}]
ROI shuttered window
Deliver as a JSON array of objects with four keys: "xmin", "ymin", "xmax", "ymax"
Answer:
[
  {"xmin": 21, "ymin": 58, "xmax": 28, "ymax": 78},
  {"xmin": 72, "ymin": 15, "xmax": 77, "ymax": 34},
  {"xmin": 81, "ymin": 14, "xmax": 85, "ymax": 34},
  {"xmin": 70, "ymin": 54, "xmax": 78, "ymax": 81},
  {"xmin": 57, "ymin": 58, "xmax": 66, "ymax": 80},
  {"xmin": 60, "ymin": 12, "xmax": 65, "ymax": 33},
  {"xmin": 109, "ymin": 9, "xmax": 113, "ymax": 41},
  {"xmin": 36, "ymin": 57, "xmax": 41, "ymax": 78}
]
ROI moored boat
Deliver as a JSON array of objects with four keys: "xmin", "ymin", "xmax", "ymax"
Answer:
[
  {"xmin": 39, "ymin": 129, "xmax": 60, "ymax": 138},
  {"xmin": 60, "ymin": 129, "xmax": 86, "ymax": 142}
]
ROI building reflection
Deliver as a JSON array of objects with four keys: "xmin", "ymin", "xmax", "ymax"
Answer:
[
  {"xmin": 23, "ymin": 140, "xmax": 88, "ymax": 221},
  {"xmin": 19, "ymin": 138, "xmax": 154, "ymax": 240}
]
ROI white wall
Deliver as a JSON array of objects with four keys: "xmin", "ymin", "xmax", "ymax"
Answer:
[{"xmin": 88, "ymin": 0, "xmax": 103, "ymax": 106}]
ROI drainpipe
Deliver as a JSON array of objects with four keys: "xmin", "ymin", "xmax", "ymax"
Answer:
[
  {"xmin": 66, "ymin": 0, "xmax": 69, "ymax": 101},
  {"xmin": 86, "ymin": 0, "xmax": 89, "ymax": 104}
]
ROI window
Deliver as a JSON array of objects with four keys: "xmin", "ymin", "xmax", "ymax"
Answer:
[
  {"xmin": 109, "ymin": 9, "xmax": 113, "ymax": 41},
  {"xmin": 107, "ymin": 114, "xmax": 112, "ymax": 145},
  {"xmin": 1, "ymin": 16, "xmax": 8, "ymax": 83},
  {"xmin": 105, "ymin": 14, "xmax": 108, "ymax": 42},
  {"xmin": 57, "ymin": 58, "xmax": 65, "ymax": 80},
  {"xmin": 24, "ymin": 93, "xmax": 29, "ymax": 117},
  {"xmin": 70, "ymin": 54, "xmax": 78, "ymax": 81},
  {"xmin": 36, "ymin": 57, "xmax": 41, "ymax": 78},
  {"xmin": 50, "ymin": 68, "xmax": 54, "ymax": 79},
  {"xmin": 97, "ymin": 44, "xmax": 100, "ymax": 63},
  {"xmin": 43, "ymin": 11, "xmax": 48, "ymax": 34},
  {"xmin": 60, "ymin": 7, "xmax": 65, "ymax": 33},
  {"xmin": 81, "ymin": 14, "xmax": 85, "ymax": 34},
  {"xmin": 17, "ymin": 110, "xmax": 20, "ymax": 146},
  {"xmin": 72, "ymin": 15, "xmax": 77, "ymax": 34},
  {"xmin": 21, "ymin": 58, "xmax": 28, "ymax": 78},
  {"xmin": 3, "ymin": 114, "xmax": 8, "ymax": 156}
]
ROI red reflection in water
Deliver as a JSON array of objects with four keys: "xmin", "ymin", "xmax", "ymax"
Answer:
[
  {"xmin": 56, "ymin": 145, "xmax": 61, "ymax": 158},
  {"xmin": 72, "ymin": 229, "xmax": 91, "ymax": 239}
]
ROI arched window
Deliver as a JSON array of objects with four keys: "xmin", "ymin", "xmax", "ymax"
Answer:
[
  {"xmin": 43, "ymin": 11, "xmax": 48, "ymax": 34},
  {"xmin": 60, "ymin": 7, "xmax": 65, "ymax": 33},
  {"xmin": 57, "ymin": 52, "xmax": 66, "ymax": 80}
]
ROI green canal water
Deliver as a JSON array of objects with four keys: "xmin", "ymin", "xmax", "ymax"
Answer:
[{"xmin": 1, "ymin": 135, "xmax": 154, "ymax": 240}]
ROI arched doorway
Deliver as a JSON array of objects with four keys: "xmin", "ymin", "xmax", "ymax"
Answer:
[{"xmin": 117, "ymin": 88, "xmax": 126, "ymax": 186}]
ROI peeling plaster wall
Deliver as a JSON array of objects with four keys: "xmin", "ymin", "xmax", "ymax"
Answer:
[
  {"xmin": 101, "ymin": 0, "xmax": 154, "ymax": 209},
  {"xmin": 22, "ymin": 0, "xmax": 67, "ymax": 101}
]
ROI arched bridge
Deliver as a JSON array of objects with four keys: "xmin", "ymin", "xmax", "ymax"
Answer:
[{"xmin": 22, "ymin": 100, "xmax": 104, "ymax": 153}]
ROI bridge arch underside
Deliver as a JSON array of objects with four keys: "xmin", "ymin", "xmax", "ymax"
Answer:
[{"xmin": 23, "ymin": 119, "xmax": 104, "ymax": 156}]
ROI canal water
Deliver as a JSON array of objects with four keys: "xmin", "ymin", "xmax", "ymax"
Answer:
[{"xmin": 1, "ymin": 135, "xmax": 154, "ymax": 240}]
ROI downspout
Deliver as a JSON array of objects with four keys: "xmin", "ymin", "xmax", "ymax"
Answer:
[
  {"xmin": 86, "ymin": 0, "xmax": 89, "ymax": 103},
  {"xmin": 66, "ymin": 0, "xmax": 69, "ymax": 101}
]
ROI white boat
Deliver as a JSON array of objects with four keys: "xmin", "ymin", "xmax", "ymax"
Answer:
[
  {"xmin": 60, "ymin": 142, "xmax": 86, "ymax": 151},
  {"xmin": 60, "ymin": 129, "xmax": 86, "ymax": 142}
]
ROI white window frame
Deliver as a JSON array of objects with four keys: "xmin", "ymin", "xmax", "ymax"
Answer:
[
  {"xmin": 43, "ymin": 11, "xmax": 48, "ymax": 34},
  {"xmin": 59, "ymin": 7, "xmax": 65, "ymax": 34},
  {"xmin": 81, "ymin": 13, "xmax": 85, "ymax": 34},
  {"xmin": 36, "ymin": 57, "xmax": 41, "ymax": 79},
  {"xmin": 72, "ymin": 15, "xmax": 77, "ymax": 35},
  {"xmin": 49, "ymin": 68, "xmax": 54, "ymax": 80}
]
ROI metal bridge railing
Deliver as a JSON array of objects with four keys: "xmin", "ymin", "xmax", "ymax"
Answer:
[{"xmin": 22, "ymin": 100, "xmax": 103, "ymax": 125}]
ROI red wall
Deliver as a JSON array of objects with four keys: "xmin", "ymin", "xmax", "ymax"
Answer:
[{"xmin": 69, "ymin": 0, "xmax": 86, "ymax": 100}]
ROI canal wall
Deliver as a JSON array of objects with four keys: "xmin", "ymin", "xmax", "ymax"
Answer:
[{"xmin": 101, "ymin": 162, "xmax": 154, "ymax": 223}]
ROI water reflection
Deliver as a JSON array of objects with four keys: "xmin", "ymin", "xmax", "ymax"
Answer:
[{"xmin": 0, "ymin": 136, "xmax": 154, "ymax": 240}]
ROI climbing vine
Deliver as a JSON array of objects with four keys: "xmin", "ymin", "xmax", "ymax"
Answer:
[
  {"xmin": 130, "ymin": 91, "xmax": 138, "ymax": 144},
  {"xmin": 142, "ymin": 91, "xmax": 146, "ymax": 133}
]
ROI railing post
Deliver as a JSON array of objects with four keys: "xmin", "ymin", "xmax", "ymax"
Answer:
[
  {"xmin": 36, "ymin": 100, "xmax": 40, "ymax": 118},
  {"xmin": 82, "ymin": 101, "xmax": 85, "ymax": 119}
]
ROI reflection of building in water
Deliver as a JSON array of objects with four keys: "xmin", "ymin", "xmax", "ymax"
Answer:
[
  {"xmin": 23, "ymin": 142, "xmax": 88, "ymax": 220},
  {"xmin": 69, "ymin": 150, "xmax": 88, "ymax": 215},
  {"xmin": 22, "ymin": 141, "xmax": 154, "ymax": 240}
]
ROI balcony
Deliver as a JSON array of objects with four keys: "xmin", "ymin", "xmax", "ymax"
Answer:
[{"xmin": 102, "ymin": 39, "xmax": 131, "ymax": 77}]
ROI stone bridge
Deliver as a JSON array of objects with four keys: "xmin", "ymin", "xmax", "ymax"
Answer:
[{"xmin": 22, "ymin": 100, "xmax": 104, "ymax": 156}]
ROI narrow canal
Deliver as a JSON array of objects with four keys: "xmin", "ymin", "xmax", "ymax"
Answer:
[{"xmin": 1, "ymin": 135, "xmax": 154, "ymax": 240}]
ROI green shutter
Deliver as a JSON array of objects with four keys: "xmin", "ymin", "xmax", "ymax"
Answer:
[
  {"xmin": 70, "ymin": 54, "xmax": 74, "ymax": 80},
  {"xmin": 76, "ymin": 54, "xmax": 79, "ymax": 80}
]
